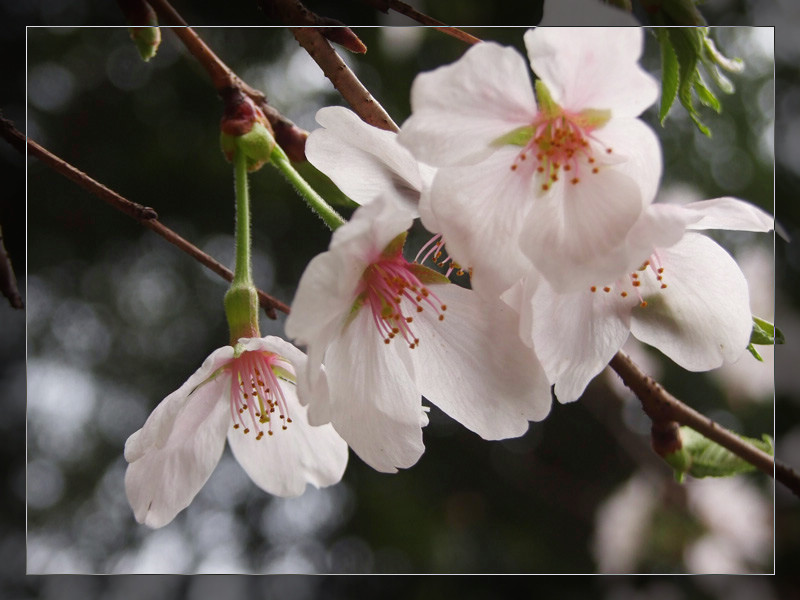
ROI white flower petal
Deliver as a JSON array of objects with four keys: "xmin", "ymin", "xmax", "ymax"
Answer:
[
  {"xmin": 630, "ymin": 233, "xmax": 753, "ymax": 370},
  {"xmin": 227, "ymin": 381, "xmax": 348, "ymax": 497},
  {"xmin": 681, "ymin": 197, "xmax": 775, "ymax": 232},
  {"xmin": 285, "ymin": 246, "xmax": 362, "ymax": 392},
  {"xmin": 306, "ymin": 106, "xmax": 423, "ymax": 212},
  {"xmin": 236, "ymin": 335, "xmax": 308, "ymax": 368},
  {"xmin": 520, "ymin": 167, "xmax": 643, "ymax": 293},
  {"xmin": 530, "ymin": 281, "xmax": 631, "ymax": 404},
  {"xmin": 411, "ymin": 284, "xmax": 551, "ymax": 439},
  {"xmin": 124, "ymin": 346, "xmax": 233, "ymax": 463},
  {"xmin": 399, "ymin": 42, "xmax": 537, "ymax": 166},
  {"xmin": 328, "ymin": 191, "xmax": 415, "ymax": 255},
  {"xmin": 429, "ymin": 148, "xmax": 535, "ymax": 299},
  {"xmin": 124, "ymin": 349, "xmax": 234, "ymax": 528},
  {"xmin": 525, "ymin": 28, "xmax": 658, "ymax": 117},
  {"xmin": 594, "ymin": 117, "xmax": 663, "ymax": 207},
  {"xmin": 324, "ymin": 308, "xmax": 426, "ymax": 473},
  {"xmin": 287, "ymin": 196, "xmax": 415, "ymax": 391}
]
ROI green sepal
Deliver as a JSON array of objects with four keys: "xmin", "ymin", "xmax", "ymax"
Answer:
[
  {"xmin": 491, "ymin": 125, "xmax": 535, "ymax": 148},
  {"xmin": 577, "ymin": 108, "xmax": 611, "ymax": 129},
  {"xmin": 381, "ymin": 232, "xmax": 408, "ymax": 259},
  {"xmin": 665, "ymin": 426, "xmax": 774, "ymax": 481},
  {"xmin": 534, "ymin": 80, "xmax": 560, "ymax": 118},
  {"xmin": 344, "ymin": 294, "xmax": 366, "ymax": 330},
  {"xmin": 272, "ymin": 364, "xmax": 296, "ymax": 384},
  {"xmin": 408, "ymin": 263, "xmax": 451, "ymax": 285}
]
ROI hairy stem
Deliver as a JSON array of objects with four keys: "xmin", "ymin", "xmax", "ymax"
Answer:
[
  {"xmin": 271, "ymin": 145, "xmax": 346, "ymax": 230},
  {"xmin": 232, "ymin": 149, "xmax": 254, "ymax": 286}
]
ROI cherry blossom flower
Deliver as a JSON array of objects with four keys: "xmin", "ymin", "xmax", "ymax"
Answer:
[
  {"xmin": 305, "ymin": 106, "xmax": 434, "ymax": 214},
  {"xmin": 285, "ymin": 194, "xmax": 551, "ymax": 473},
  {"xmin": 398, "ymin": 28, "xmax": 661, "ymax": 298},
  {"xmin": 124, "ymin": 336, "xmax": 348, "ymax": 528},
  {"xmin": 510, "ymin": 197, "xmax": 774, "ymax": 403}
]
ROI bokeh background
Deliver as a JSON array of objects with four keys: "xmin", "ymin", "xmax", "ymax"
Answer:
[{"xmin": 1, "ymin": 0, "xmax": 798, "ymax": 593}]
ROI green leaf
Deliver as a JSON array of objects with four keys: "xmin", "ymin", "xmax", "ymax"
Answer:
[
  {"xmin": 666, "ymin": 427, "xmax": 774, "ymax": 480},
  {"xmin": 693, "ymin": 74, "xmax": 721, "ymax": 113},
  {"xmin": 750, "ymin": 316, "xmax": 785, "ymax": 346},
  {"xmin": 657, "ymin": 28, "xmax": 680, "ymax": 124},
  {"xmin": 746, "ymin": 343, "xmax": 764, "ymax": 362},
  {"xmin": 669, "ymin": 28, "xmax": 712, "ymax": 137},
  {"xmin": 659, "ymin": 27, "xmax": 741, "ymax": 137}
]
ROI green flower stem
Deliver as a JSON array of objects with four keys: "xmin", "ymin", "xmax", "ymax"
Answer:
[
  {"xmin": 233, "ymin": 148, "xmax": 253, "ymax": 287},
  {"xmin": 225, "ymin": 147, "xmax": 260, "ymax": 342},
  {"xmin": 270, "ymin": 144, "xmax": 346, "ymax": 231}
]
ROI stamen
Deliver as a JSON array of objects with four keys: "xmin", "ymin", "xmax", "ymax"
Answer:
[
  {"xmin": 358, "ymin": 245, "xmax": 447, "ymax": 348},
  {"xmin": 229, "ymin": 350, "xmax": 295, "ymax": 438}
]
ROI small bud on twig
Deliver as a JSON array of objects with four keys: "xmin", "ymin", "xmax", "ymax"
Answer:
[
  {"xmin": 116, "ymin": 0, "xmax": 162, "ymax": 61},
  {"xmin": 220, "ymin": 88, "xmax": 276, "ymax": 171}
]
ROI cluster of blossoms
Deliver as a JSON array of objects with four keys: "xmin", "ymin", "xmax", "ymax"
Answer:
[{"xmin": 124, "ymin": 28, "xmax": 773, "ymax": 527}]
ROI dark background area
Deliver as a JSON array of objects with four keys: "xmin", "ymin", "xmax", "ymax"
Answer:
[{"xmin": 1, "ymin": 0, "xmax": 797, "ymax": 595}]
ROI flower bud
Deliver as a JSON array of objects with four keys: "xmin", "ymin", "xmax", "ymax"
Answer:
[
  {"xmin": 117, "ymin": 0, "xmax": 161, "ymax": 62},
  {"xmin": 220, "ymin": 89, "xmax": 276, "ymax": 171}
]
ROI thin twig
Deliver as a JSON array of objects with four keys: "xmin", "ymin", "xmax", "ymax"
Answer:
[
  {"xmin": 609, "ymin": 350, "xmax": 800, "ymax": 498},
  {"xmin": 146, "ymin": 0, "xmax": 310, "ymax": 162},
  {"xmin": 1, "ymin": 117, "xmax": 288, "ymax": 319},
  {"xmin": 291, "ymin": 26, "xmax": 399, "ymax": 132},
  {"xmin": 361, "ymin": 0, "xmax": 482, "ymax": 45},
  {"xmin": 258, "ymin": 0, "xmax": 367, "ymax": 54},
  {"xmin": 0, "ymin": 223, "xmax": 23, "ymax": 309}
]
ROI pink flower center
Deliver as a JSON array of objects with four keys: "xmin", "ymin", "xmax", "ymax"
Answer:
[
  {"xmin": 510, "ymin": 110, "xmax": 611, "ymax": 191},
  {"xmin": 590, "ymin": 253, "xmax": 669, "ymax": 307},
  {"xmin": 228, "ymin": 350, "xmax": 293, "ymax": 440},
  {"xmin": 357, "ymin": 251, "xmax": 447, "ymax": 349}
]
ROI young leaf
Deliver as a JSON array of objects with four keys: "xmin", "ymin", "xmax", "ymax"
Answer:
[
  {"xmin": 658, "ymin": 27, "xmax": 741, "ymax": 137},
  {"xmin": 666, "ymin": 427, "xmax": 774, "ymax": 481},
  {"xmin": 657, "ymin": 28, "xmax": 680, "ymax": 124},
  {"xmin": 670, "ymin": 28, "xmax": 713, "ymax": 137},
  {"xmin": 746, "ymin": 343, "xmax": 764, "ymax": 362},
  {"xmin": 750, "ymin": 316, "xmax": 785, "ymax": 346}
]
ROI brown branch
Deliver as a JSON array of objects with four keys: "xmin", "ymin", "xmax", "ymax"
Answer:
[
  {"xmin": 258, "ymin": 0, "xmax": 367, "ymax": 54},
  {"xmin": 145, "ymin": 0, "xmax": 309, "ymax": 162},
  {"xmin": 291, "ymin": 26, "xmax": 399, "ymax": 132},
  {"xmin": 361, "ymin": 0, "xmax": 481, "ymax": 45},
  {"xmin": 609, "ymin": 350, "xmax": 800, "ymax": 498},
  {"xmin": 0, "ymin": 224, "xmax": 23, "ymax": 309},
  {"xmin": 1, "ymin": 117, "xmax": 288, "ymax": 319}
]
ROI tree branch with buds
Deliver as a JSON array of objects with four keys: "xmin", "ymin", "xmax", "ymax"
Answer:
[{"xmin": 1, "ymin": 116, "xmax": 288, "ymax": 318}]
